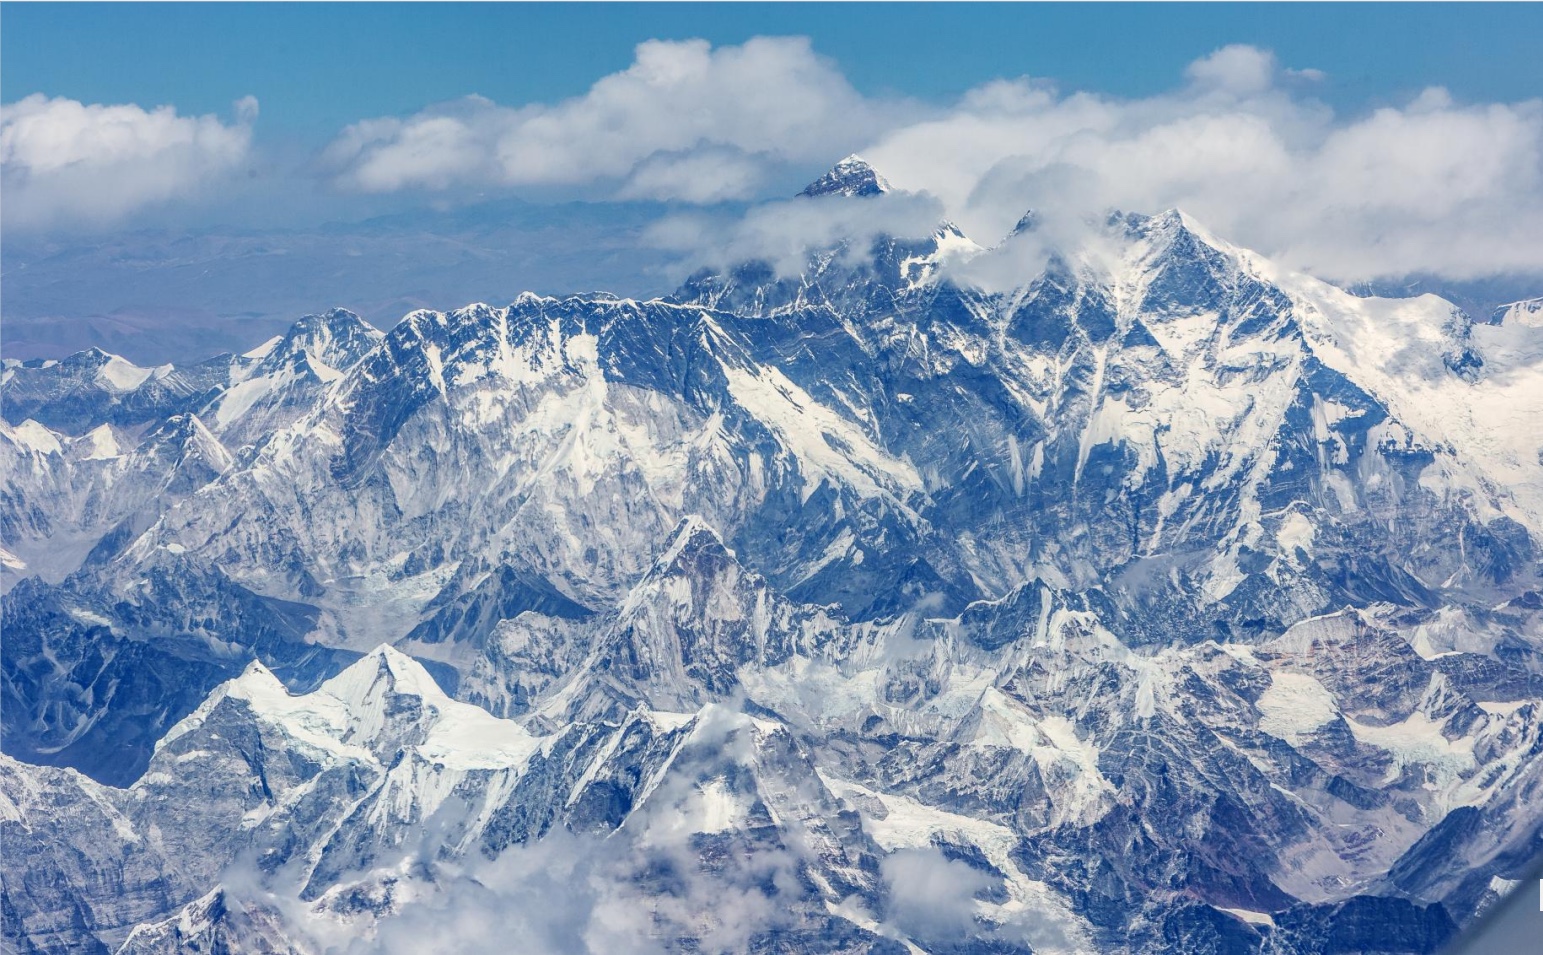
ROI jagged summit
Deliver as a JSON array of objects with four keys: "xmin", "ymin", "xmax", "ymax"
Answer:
[
  {"xmin": 320, "ymin": 643, "xmax": 452, "ymax": 711},
  {"xmin": 280, "ymin": 307, "xmax": 380, "ymax": 351},
  {"xmin": 1007, "ymin": 209, "xmax": 1039, "ymax": 238},
  {"xmin": 242, "ymin": 307, "xmax": 383, "ymax": 375},
  {"xmin": 653, "ymin": 514, "xmax": 732, "ymax": 571},
  {"xmin": 798, "ymin": 154, "xmax": 892, "ymax": 198}
]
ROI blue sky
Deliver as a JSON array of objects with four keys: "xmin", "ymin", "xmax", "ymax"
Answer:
[{"xmin": 7, "ymin": 3, "xmax": 1541, "ymax": 139}]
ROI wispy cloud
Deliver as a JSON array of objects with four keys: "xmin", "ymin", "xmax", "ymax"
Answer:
[
  {"xmin": 0, "ymin": 95, "xmax": 258, "ymax": 230},
  {"xmin": 880, "ymin": 847, "xmax": 994, "ymax": 939},
  {"xmin": 643, "ymin": 189, "xmax": 948, "ymax": 277},
  {"xmin": 215, "ymin": 708, "xmax": 824, "ymax": 955}
]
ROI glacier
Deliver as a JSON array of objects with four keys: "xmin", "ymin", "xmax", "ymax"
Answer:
[{"xmin": 3, "ymin": 158, "xmax": 1542, "ymax": 954}]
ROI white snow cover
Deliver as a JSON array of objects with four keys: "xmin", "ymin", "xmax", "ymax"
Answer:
[
  {"xmin": 1247, "ymin": 249, "xmax": 1543, "ymax": 534},
  {"xmin": 76, "ymin": 424, "xmax": 122, "ymax": 460},
  {"xmin": 159, "ymin": 646, "xmax": 543, "ymax": 773},
  {"xmin": 1257, "ymin": 671, "xmax": 1339, "ymax": 745},
  {"xmin": 96, "ymin": 354, "xmax": 156, "ymax": 392},
  {"xmin": 241, "ymin": 335, "xmax": 284, "ymax": 361},
  {"xmin": 820, "ymin": 771, "xmax": 1093, "ymax": 951},
  {"xmin": 5, "ymin": 419, "xmax": 63, "ymax": 456},
  {"xmin": 721, "ymin": 361, "xmax": 922, "ymax": 502},
  {"xmin": 1495, "ymin": 297, "xmax": 1543, "ymax": 328},
  {"xmin": 10, "ymin": 202, "xmax": 1543, "ymax": 955},
  {"xmin": 212, "ymin": 374, "xmax": 282, "ymax": 429}
]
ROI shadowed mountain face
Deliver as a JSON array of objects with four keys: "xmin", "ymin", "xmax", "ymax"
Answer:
[{"xmin": 5, "ymin": 161, "xmax": 1543, "ymax": 954}]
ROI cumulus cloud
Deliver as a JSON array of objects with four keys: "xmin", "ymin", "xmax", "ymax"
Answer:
[
  {"xmin": 0, "ymin": 94, "xmax": 257, "ymax": 229},
  {"xmin": 862, "ymin": 46, "xmax": 1543, "ymax": 282},
  {"xmin": 1184, "ymin": 43, "xmax": 1278, "ymax": 95},
  {"xmin": 322, "ymin": 37, "xmax": 904, "ymax": 201}
]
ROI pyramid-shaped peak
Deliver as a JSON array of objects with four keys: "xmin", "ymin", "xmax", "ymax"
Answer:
[
  {"xmin": 656, "ymin": 515, "xmax": 733, "ymax": 568},
  {"xmin": 799, "ymin": 154, "xmax": 892, "ymax": 198},
  {"xmin": 225, "ymin": 658, "xmax": 286, "ymax": 698},
  {"xmin": 264, "ymin": 308, "xmax": 383, "ymax": 370},
  {"xmin": 320, "ymin": 644, "xmax": 451, "ymax": 712},
  {"xmin": 1116, "ymin": 207, "xmax": 1205, "ymax": 239},
  {"xmin": 146, "ymin": 411, "xmax": 226, "ymax": 451},
  {"xmin": 1105, "ymin": 207, "xmax": 1242, "ymax": 262},
  {"xmin": 290, "ymin": 307, "xmax": 376, "ymax": 338},
  {"xmin": 155, "ymin": 656, "xmax": 293, "ymax": 756}
]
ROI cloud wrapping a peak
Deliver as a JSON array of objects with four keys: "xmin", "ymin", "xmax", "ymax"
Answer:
[
  {"xmin": 645, "ymin": 189, "xmax": 949, "ymax": 277},
  {"xmin": 863, "ymin": 46, "xmax": 1543, "ymax": 282},
  {"xmin": 0, "ymin": 94, "xmax": 257, "ymax": 230}
]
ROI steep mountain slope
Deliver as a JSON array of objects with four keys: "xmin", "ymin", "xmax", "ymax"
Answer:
[
  {"xmin": 0, "ymin": 309, "xmax": 383, "ymax": 590},
  {"xmin": 0, "ymin": 414, "xmax": 233, "ymax": 588},
  {"xmin": 4, "ymin": 158, "xmax": 1542, "ymax": 954}
]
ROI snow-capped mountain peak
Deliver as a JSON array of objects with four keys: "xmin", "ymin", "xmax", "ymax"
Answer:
[
  {"xmin": 799, "ymin": 153, "xmax": 892, "ymax": 198},
  {"xmin": 253, "ymin": 307, "xmax": 382, "ymax": 374},
  {"xmin": 156, "ymin": 645, "xmax": 542, "ymax": 775},
  {"xmin": 320, "ymin": 643, "xmax": 452, "ymax": 712}
]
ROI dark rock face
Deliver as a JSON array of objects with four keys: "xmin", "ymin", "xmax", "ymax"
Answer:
[
  {"xmin": 1272, "ymin": 896, "xmax": 1458, "ymax": 954},
  {"xmin": 5, "ymin": 176, "xmax": 1543, "ymax": 953}
]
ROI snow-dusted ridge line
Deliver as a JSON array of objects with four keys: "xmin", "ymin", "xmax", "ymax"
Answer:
[{"xmin": 156, "ymin": 645, "xmax": 544, "ymax": 774}]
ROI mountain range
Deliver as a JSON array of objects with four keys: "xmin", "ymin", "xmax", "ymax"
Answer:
[{"xmin": 5, "ymin": 157, "xmax": 1543, "ymax": 954}]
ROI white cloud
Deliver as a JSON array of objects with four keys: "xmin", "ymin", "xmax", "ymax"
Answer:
[
  {"xmin": 13, "ymin": 40, "xmax": 1540, "ymax": 286},
  {"xmin": 323, "ymin": 37, "xmax": 904, "ymax": 201},
  {"xmin": 0, "ymin": 94, "xmax": 257, "ymax": 229},
  {"xmin": 858, "ymin": 46, "xmax": 1543, "ymax": 282},
  {"xmin": 606, "ymin": 39, "xmax": 1543, "ymax": 284},
  {"xmin": 1285, "ymin": 67, "xmax": 1328, "ymax": 84},
  {"xmin": 645, "ymin": 189, "xmax": 948, "ymax": 277},
  {"xmin": 881, "ymin": 847, "xmax": 993, "ymax": 939},
  {"xmin": 209, "ymin": 708, "xmax": 819, "ymax": 955},
  {"xmin": 1184, "ymin": 44, "xmax": 1277, "ymax": 95},
  {"xmin": 617, "ymin": 147, "xmax": 768, "ymax": 204}
]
